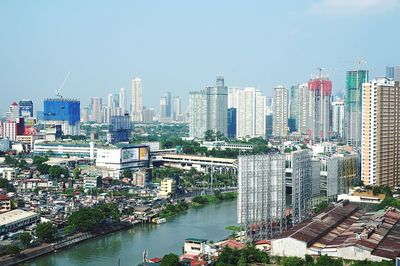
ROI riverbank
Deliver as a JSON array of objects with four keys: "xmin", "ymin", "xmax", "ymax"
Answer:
[{"xmin": 0, "ymin": 222, "xmax": 133, "ymax": 266}]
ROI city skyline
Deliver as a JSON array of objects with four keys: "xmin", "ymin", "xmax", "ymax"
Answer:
[{"xmin": 1, "ymin": 1, "xmax": 400, "ymax": 113}]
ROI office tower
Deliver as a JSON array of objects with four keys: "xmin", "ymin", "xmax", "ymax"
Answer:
[
  {"xmin": 5, "ymin": 102, "xmax": 19, "ymax": 121},
  {"xmin": 273, "ymin": 86, "xmax": 288, "ymax": 137},
  {"xmin": 102, "ymin": 106, "xmax": 111, "ymax": 124},
  {"xmin": 291, "ymin": 150, "xmax": 312, "ymax": 224},
  {"xmin": 296, "ymin": 83, "xmax": 311, "ymax": 135},
  {"xmin": 44, "ymin": 99, "xmax": 80, "ymax": 135},
  {"xmin": 80, "ymin": 107, "xmax": 89, "ymax": 123},
  {"xmin": 345, "ymin": 70, "xmax": 369, "ymax": 147},
  {"xmin": 228, "ymin": 87, "xmax": 240, "ymax": 109},
  {"xmin": 19, "ymin": 100, "xmax": 33, "ymax": 118},
  {"xmin": 142, "ymin": 107, "xmax": 156, "ymax": 123},
  {"xmin": 164, "ymin": 92, "xmax": 172, "ymax": 118},
  {"xmin": 227, "ymin": 108, "xmax": 237, "ymax": 139},
  {"xmin": 90, "ymin": 97, "xmax": 103, "ymax": 123},
  {"xmin": 265, "ymin": 114, "xmax": 273, "ymax": 139},
  {"xmin": 188, "ymin": 76, "xmax": 228, "ymax": 138},
  {"xmin": 361, "ymin": 78, "xmax": 400, "ymax": 187},
  {"xmin": 131, "ymin": 77, "xmax": 143, "ymax": 122},
  {"xmin": 108, "ymin": 114, "xmax": 131, "ymax": 144},
  {"xmin": 159, "ymin": 96, "xmax": 167, "ymax": 119},
  {"xmin": 119, "ymin": 88, "xmax": 126, "ymax": 114},
  {"xmin": 173, "ymin": 96, "xmax": 182, "ymax": 121},
  {"xmin": 386, "ymin": 65, "xmax": 400, "ymax": 81},
  {"xmin": 236, "ymin": 88, "xmax": 266, "ymax": 139},
  {"xmin": 289, "ymin": 85, "xmax": 298, "ymax": 132},
  {"xmin": 237, "ymin": 153, "xmax": 286, "ymax": 241},
  {"xmin": 308, "ymin": 75, "xmax": 332, "ymax": 142},
  {"xmin": 332, "ymin": 98, "xmax": 345, "ymax": 139}
]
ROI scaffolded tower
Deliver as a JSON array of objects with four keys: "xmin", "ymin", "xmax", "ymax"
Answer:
[{"xmin": 237, "ymin": 153, "xmax": 286, "ymax": 242}]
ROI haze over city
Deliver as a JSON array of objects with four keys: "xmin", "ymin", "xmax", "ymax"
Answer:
[{"xmin": 1, "ymin": 0, "xmax": 399, "ymax": 112}]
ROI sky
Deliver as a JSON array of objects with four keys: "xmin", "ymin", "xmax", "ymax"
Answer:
[{"xmin": 1, "ymin": 0, "xmax": 399, "ymax": 114}]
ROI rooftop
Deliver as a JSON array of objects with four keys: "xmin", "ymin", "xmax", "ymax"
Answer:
[{"xmin": 0, "ymin": 209, "xmax": 39, "ymax": 226}]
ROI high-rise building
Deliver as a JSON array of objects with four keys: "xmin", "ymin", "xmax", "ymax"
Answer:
[
  {"xmin": 102, "ymin": 106, "xmax": 111, "ymax": 124},
  {"xmin": 188, "ymin": 76, "xmax": 228, "ymax": 138},
  {"xmin": 361, "ymin": 78, "xmax": 400, "ymax": 187},
  {"xmin": 332, "ymin": 98, "xmax": 345, "ymax": 139},
  {"xmin": 43, "ymin": 98, "xmax": 80, "ymax": 136},
  {"xmin": 227, "ymin": 108, "xmax": 237, "ymax": 139},
  {"xmin": 159, "ymin": 96, "xmax": 167, "ymax": 119},
  {"xmin": 228, "ymin": 87, "xmax": 240, "ymax": 109},
  {"xmin": 237, "ymin": 153, "xmax": 286, "ymax": 241},
  {"xmin": 308, "ymin": 76, "xmax": 332, "ymax": 142},
  {"xmin": 273, "ymin": 86, "xmax": 288, "ymax": 137},
  {"xmin": 5, "ymin": 102, "xmax": 19, "ymax": 121},
  {"xmin": 119, "ymin": 88, "xmax": 126, "ymax": 114},
  {"xmin": 386, "ymin": 65, "xmax": 400, "ymax": 81},
  {"xmin": 108, "ymin": 114, "xmax": 131, "ymax": 144},
  {"xmin": 289, "ymin": 85, "xmax": 298, "ymax": 132},
  {"xmin": 173, "ymin": 96, "xmax": 182, "ymax": 121},
  {"xmin": 90, "ymin": 97, "xmax": 102, "ymax": 123},
  {"xmin": 2, "ymin": 118, "xmax": 24, "ymax": 141},
  {"xmin": 80, "ymin": 107, "xmax": 89, "ymax": 123},
  {"xmin": 236, "ymin": 88, "xmax": 266, "ymax": 139},
  {"xmin": 131, "ymin": 77, "xmax": 143, "ymax": 122},
  {"xmin": 345, "ymin": 70, "xmax": 369, "ymax": 147},
  {"xmin": 164, "ymin": 92, "xmax": 172, "ymax": 118},
  {"xmin": 142, "ymin": 107, "xmax": 155, "ymax": 123},
  {"xmin": 297, "ymin": 83, "xmax": 311, "ymax": 135},
  {"xmin": 19, "ymin": 100, "xmax": 33, "ymax": 118},
  {"xmin": 265, "ymin": 114, "xmax": 273, "ymax": 139}
]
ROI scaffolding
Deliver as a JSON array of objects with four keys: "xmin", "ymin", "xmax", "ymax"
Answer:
[{"xmin": 237, "ymin": 153, "xmax": 286, "ymax": 242}]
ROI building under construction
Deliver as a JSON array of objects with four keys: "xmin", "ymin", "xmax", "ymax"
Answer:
[{"xmin": 237, "ymin": 153, "xmax": 286, "ymax": 242}]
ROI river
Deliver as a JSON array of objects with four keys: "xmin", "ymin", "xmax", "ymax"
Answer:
[{"xmin": 25, "ymin": 199, "xmax": 237, "ymax": 266}]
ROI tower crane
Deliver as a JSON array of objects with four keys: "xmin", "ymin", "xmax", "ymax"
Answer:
[{"xmin": 55, "ymin": 72, "xmax": 70, "ymax": 98}]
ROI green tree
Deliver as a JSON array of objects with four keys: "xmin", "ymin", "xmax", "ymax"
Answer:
[
  {"xmin": 48, "ymin": 165, "xmax": 69, "ymax": 179},
  {"xmin": 160, "ymin": 253, "xmax": 180, "ymax": 266},
  {"xmin": 5, "ymin": 244, "xmax": 21, "ymax": 256},
  {"xmin": 19, "ymin": 232, "xmax": 32, "ymax": 247},
  {"xmin": 35, "ymin": 222, "xmax": 56, "ymax": 243},
  {"xmin": 73, "ymin": 167, "xmax": 81, "ymax": 179},
  {"xmin": 281, "ymin": 256, "xmax": 306, "ymax": 266},
  {"xmin": 68, "ymin": 207, "xmax": 104, "ymax": 232},
  {"xmin": 122, "ymin": 169, "xmax": 132, "ymax": 178},
  {"xmin": 204, "ymin": 130, "xmax": 216, "ymax": 141},
  {"xmin": 0, "ymin": 178, "xmax": 9, "ymax": 190},
  {"xmin": 32, "ymin": 156, "xmax": 49, "ymax": 166},
  {"xmin": 314, "ymin": 255, "xmax": 342, "ymax": 266},
  {"xmin": 36, "ymin": 163, "xmax": 51, "ymax": 175}
]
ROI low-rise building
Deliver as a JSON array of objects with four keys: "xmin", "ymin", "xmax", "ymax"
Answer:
[
  {"xmin": 158, "ymin": 178, "xmax": 176, "ymax": 198},
  {"xmin": 83, "ymin": 175, "xmax": 102, "ymax": 189},
  {"xmin": 0, "ymin": 195, "xmax": 12, "ymax": 213},
  {"xmin": 0, "ymin": 167, "xmax": 17, "ymax": 181},
  {"xmin": 184, "ymin": 238, "xmax": 208, "ymax": 255},
  {"xmin": 0, "ymin": 209, "xmax": 40, "ymax": 235}
]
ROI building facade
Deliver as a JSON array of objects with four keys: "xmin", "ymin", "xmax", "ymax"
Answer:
[
  {"xmin": 131, "ymin": 77, "xmax": 143, "ymax": 122},
  {"xmin": 43, "ymin": 98, "xmax": 80, "ymax": 136},
  {"xmin": 273, "ymin": 86, "xmax": 288, "ymax": 137},
  {"xmin": 227, "ymin": 108, "xmax": 237, "ymax": 139},
  {"xmin": 332, "ymin": 98, "xmax": 345, "ymax": 139},
  {"xmin": 361, "ymin": 78, "xmax": 400, "ymax": 187}
]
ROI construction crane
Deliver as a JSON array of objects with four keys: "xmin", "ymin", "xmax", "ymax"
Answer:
[{"xmin": 55, "ymin": 72, "xmax": 70, "ymax": 98}]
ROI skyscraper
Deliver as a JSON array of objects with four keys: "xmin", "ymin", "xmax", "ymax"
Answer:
[
  {"xmin": 164, "ymin": 92, "xmax": 172, "ymax": 118},
  {"xmin": 108, "ymin": 114, "xmax": 131, "ymax": 144},
  {"xmin": 273, "ymin": 86, "xmax": 288, "ymax": 137},
  {"xmin": 237, "ymin": 153, "xmax": 286, "ymax": 240},
  {"xmin": 289, "ymin": 85, "xmax": 298, "ymax": 132},
  {"xmin": 43, "ymin": 98, "xmax": 80, "ymax": 135},
  {"xmin": 361, "ymin": 78, "xmax": 400, "ymax": 187},
  {"xmin": 308, "ymin": 75, "xmax": 332, "ymax": 142},
  {"xmin": 227, "ymin": 108, "xmax": 237, "ymax": 139},
  {"xmin": 332, "ymin": 98, "xmax": 345, "ymax": 139},
  {"xmin": 119, "ymin": 88, "xmax": 126, "ymax": 114},
  {"xmin": 80, "ymin": 107, "xmax": 89, "ymax": 123},
  {"xmin": 228, "ymin": 87, "xmax": 240, "ymax": 109},
  {"xmin": 90, "ymin": 97, "xmax": 103, "ymax": 123},
  {"xmin": 131, "ymin": 77, "xmax": 143, "ymax": 122},
  {"xmin": 386, "ymin": 65, "xmax": 400, "ymax": 81},
  {"xmin": 297, "ymin": 83, "xmax": 311, "ymax": 135},
  {"xmin": 188, "ymin": 76, "xmax": 228, "ymax": 138},
  {"xmin": 5, "ymin": 102, "xmax": 19, "ymax": 121},
  {"xmin": 345, "ymin": 70, "xmax": 369, "ymax": 147},
  {"xmin": 159, "ymin": 96, "xmax": 167, "ymax": 119},
  {"xmin": 236, "ymin": 88, "xmax": 266, "ymax": 139},
  {"xmin": 19, "ymin": 100, "xmax": 33, "ymax": 118},
  {"xmin": 173, "ymin": 96, "xmax": 182, "ymax": 121}
]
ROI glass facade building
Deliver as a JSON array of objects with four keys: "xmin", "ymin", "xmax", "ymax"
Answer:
[
  {"xmin": 43, "ymin": 99, "xmax": 80, "ymax": 135},
  {"xmin": 227, "ymin": 108, "xmax": 236, "ymax": 139},
  {"xmin": 19, "ymin": 100, "xmax": 33, "ymax": 118}
]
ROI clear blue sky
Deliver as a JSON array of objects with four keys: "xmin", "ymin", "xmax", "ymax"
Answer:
[{"xmin": 1, "ymin": 0, "xmax": 399, "ymax": 114}]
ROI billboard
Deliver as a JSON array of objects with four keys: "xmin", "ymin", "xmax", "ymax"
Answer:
[
  {"xmin": 139, "ymin": 147, "xmax": 149, "ymax": 161},
  {"xmin": 121, "ymin": 148, "xmax": 139, "ymax": 163}
]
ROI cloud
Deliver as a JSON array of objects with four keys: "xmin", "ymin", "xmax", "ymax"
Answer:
[{"xmin": 309, "ymin": 0, "xmax": 400, "ymax": 16}]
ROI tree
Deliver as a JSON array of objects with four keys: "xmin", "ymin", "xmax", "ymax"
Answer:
[
  {"xmin": 36, "ymin": 222, "xmax": 56, "ymax": 243},
  {"xmin": 122, "ymin": 169, "xmax": 132, "ymax": 178},
  {"xmin": 5, "ymin": 244, "xmax": 21, "ymax": 256},
  {"xmin": 281, "ymin": 256, "xmax": 306, "ymax": 266},
  {"xmin": 160, "ymin": 253, "xmax": 179, "ymax": 266},
  {"xmin": 0, "ymin": 178, "xmax": 8, "ymax": 190},
  {"xmin": 204, "ymin": 130, "xmax": 216, "ymax": 141},
  {"xmin": 48, "ymin": 165, "xmax": 69, "ymax": 179},
  {"xmin": 19, "ymin": 232, "xmax": 32, "ymax": 247},
  {"xmin": 36, "ymin": 163, "xmax": 50, "ymax": 175},
  {"xmin": 32, "ymin": 156, "xmax": 49, "ymax": 166},
  {"xmin": 73, "ymin": 167, "xmax": 81, "ymax": 179},
  {"xmin": 314, "ymin": 255, "xmax": 342, "ymax": 266}
]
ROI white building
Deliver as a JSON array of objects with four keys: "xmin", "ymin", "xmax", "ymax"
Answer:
[
  {"xmin": 119, "ymin": 87, "xmax": 126, "ymax": 114},
  {"xmin": 173, "ymin": 96, "xmax": 182, "ymax": 121},
  {"xmin": 188, "ymin": 76, "xmax": 228, "ymax": 138},
  {"xmin": 273, "ymin": 86, "xmax": 288, "ymax": 137},
  {"xmin": 90, "ymin": 97, "xmax": 103, "ymax": 123},
  {"xmin": 158, "ymin": 178, "xmax": 176, "ymax": 197},
  {"xmin": 228, "ymin": 87, "xmax": 240, "ymax": 109},
  {"xmin": 0, "ymin": 209, "xmax": 41, "ymax": 235},
  {"xmin": 131, "ymin": 77, "xmax": 143, "ymax": 122},
  {"xmin": 332, "ymin": 99, "xmax": 345, "ymax": 138},
  {"xmin": 236, "ymin": 88, "xmax": 266, "ymax": 139}
]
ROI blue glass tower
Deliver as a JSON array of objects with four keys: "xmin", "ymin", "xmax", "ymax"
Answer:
[
  {"xmin": 227, "ymin": 108, "xmax": 236, "ymax": 139},
  {"xmin": 43, "ymin": 98, "xmax": 80, "ymax": 135}
]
